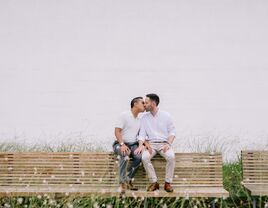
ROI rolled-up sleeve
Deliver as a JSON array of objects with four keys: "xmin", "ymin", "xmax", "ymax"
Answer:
[
  {"xmin": 115, "ymin": 113, "xmax": 124, "ymax": 129},
  {"xmin": 167, "ymin": 115, "xmax": 176, "ymax": 137}
]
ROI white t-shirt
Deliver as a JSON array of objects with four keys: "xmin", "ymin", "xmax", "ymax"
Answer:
[{"xmin": 115, "ymin": 110, "xmax": 143, "ymax": 143}]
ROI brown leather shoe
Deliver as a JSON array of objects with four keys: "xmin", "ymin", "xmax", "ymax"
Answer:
[
  {"xmin": 147, "ymin": 182, "xmax": 160, "ymax": 191},
  {"xmin": 164, "ymin": 182, "xmax": 174, "ymax": 192},
  {"xmin": 127, "ymin": 181, "xmax": 138, "ymax": 191},
  {"xmin": 119, "ymin": 183, "xmax": 126, "ymax": 194}
]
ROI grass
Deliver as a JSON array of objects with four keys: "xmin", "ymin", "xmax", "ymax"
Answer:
[
  {"xmin": 0, "ymin": 141, "xmax": 105, "ymax": 152},
  {"xmin": 0, "ymin": 142, "xmax": 267, "ymax": 207},
  {"xmin": 0, "ymin": 196, "xmax": 225, "ymax": 208}
]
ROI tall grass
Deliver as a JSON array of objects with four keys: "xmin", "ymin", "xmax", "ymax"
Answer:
[{"xmin": 0, "ymin": 141, "xmax": 105, "ymax": 152}]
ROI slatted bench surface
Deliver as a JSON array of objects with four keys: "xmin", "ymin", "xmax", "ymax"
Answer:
[
  {"xmin": 0, "ymin": 152, "xmax": 118, "ymax": 196},
  {"xmin": 0, "ymin": 152, "xmax": 228, "ymax": 197},
  {"xmin": 242, "ymin": 151, "xmax": 268, "ymax": 195}
]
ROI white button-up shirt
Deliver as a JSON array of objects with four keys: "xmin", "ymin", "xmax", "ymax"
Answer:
[{"xmin": 138, "ymin": 109, "xmax": 176, "ymax": 142}]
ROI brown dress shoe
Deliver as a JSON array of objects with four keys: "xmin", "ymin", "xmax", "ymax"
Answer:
[
  {"xmin": 164, "ymin": 182, "xmax": 174, "ymax": 192},
  {"xmin": 127, "ymin": 181, "xmax": 138, "ymax": 191},
  {"xmin": 147, "ymin": 182, "xmax": 160, "ymax": 191},
  {"xmin": 120, "ymin": 183, "xmax": 126, "ymax": 194}
]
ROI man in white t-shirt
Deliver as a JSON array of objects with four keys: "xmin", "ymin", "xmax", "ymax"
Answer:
[{"xmin": 113, "ymin": 97, "xmax": 145, "ymax": 193}]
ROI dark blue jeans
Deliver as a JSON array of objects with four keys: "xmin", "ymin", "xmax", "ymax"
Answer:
[{"xmin": 113, "ymin": 141, "xmax": 142, "ymax": 183}]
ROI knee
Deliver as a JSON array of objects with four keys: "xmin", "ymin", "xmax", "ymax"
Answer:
[
  {"xmin": 113, "ymin": 143, "xmax": 120, "ymax": 154},
  {"xmin": 113, "ymin": 144, "xmax": 131, "ymax": 157},
  {"xmin": 132, "ymin": 153, "xmax": 142, "ymax": 162},
  {"xmin": 121, "ymin": 151, "xmax": 131, "ymax": 158},
  {"xmin": 166, "ymin": 152, "xmax": 175, "ymax": 162},
  {"xmin": 142, "ymin": 151, "xmax": 151, "ymax": 162},
  {"xmin": 117, "ymin": 149, "xmax": 131, "ymax": 157}
]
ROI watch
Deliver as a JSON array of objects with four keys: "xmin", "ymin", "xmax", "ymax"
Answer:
[{"xmin": 120, "ymin": 142, "xmax": 124, "ymax": 146}]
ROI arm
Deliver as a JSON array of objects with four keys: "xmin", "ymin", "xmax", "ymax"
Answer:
[
  {"xmin": 134, "ymin": 118, "xmax": 147, "ymax": 154},
  {"xmin": 167, "ymin": 114, "xmax": 176, "ymax": 145},
  {"xmin": 143, "ymin": 140, "xmax": 153, "ymax": 154},
  {"xmin": 163, "ymin": 114, "xmax": 176, "ymax": 152},
  {"xmin": 134, "ymin": 139, "xmax": 147, "ymax": 155},
  {"xmin": 167, "ymin": 135, "xmax": 175, "ymax": 145},
  {"xmin": 114, "ymin": 127, "xmax": 124, "ymax": 145},
  {"xmin": 137, "ymin": 118, "xmax": 147, "ymax": 143},
  {"xmin": 114, "ymin": 127, "xmax": 130, "ymax": 155}
]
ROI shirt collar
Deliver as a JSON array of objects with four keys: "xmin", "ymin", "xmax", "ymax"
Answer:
[{"xmin": 150, "ymin": 108, "xmax": 159, "ymax": 117}]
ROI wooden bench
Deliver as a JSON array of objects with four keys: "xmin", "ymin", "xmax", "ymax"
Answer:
[
  {"xmin": 242, "ymin": 150, "xmax": 268, "ymax": 208},
  {"xmin": 0, "ymin": 152, "xmax": 228, "ymax": 198}
]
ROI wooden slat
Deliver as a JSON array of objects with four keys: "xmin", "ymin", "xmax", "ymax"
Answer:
[
  {"xmin": 241, "ymin": 150, "xmax": 268, "ymax": 196},
  {"xmin": 244, "ymin": 184, "xmax": 268, "ymax": 196},
  {"xmin": 0, "ymin": 186, "xmax": 228, "ymax": 197},
  {"xmin": 242, "ymin": 151, "xmax": 268, "ymax": 184},
  {"xmin": 0, "ymin": 152, "xmax": 228, "ymax": 197}
]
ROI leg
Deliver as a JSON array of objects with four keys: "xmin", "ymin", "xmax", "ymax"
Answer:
[
  {"xmin": 113, "ymin": 142, "xmax": 131, "ymax": 183},
  {"xmin": 142, "ymin": 148, "xmax": 157, "ymax": 183},
  {"xmin": 159, "ymin": 147, "xmax": 175, "ymax": 183},
  {"xmin": 127, "ymin": 144, "xmax": 142, "ymax": 181}
]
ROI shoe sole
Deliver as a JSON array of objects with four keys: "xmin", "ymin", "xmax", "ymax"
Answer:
[
  {"xmin": 164, "ymin": 189, "xmax": 174, "ymax": 192},
  {"xmin": 147, "ymin": 187, "xmax": 160, "ymax": 191}
]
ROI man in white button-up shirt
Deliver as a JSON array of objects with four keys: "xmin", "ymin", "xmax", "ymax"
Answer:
[{"xmin": 135, "ymin": 93, "xmax": 176, "ymax": 192}]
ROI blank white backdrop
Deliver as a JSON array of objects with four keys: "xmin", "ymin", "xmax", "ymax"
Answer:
[{"xmin": 0, "ymin": 0, "xmax": 268, "ymax": 159}]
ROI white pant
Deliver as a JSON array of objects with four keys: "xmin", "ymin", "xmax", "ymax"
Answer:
[{"xmin": 142, "ymin": 142, "xmax": 175, "ymax": 183}]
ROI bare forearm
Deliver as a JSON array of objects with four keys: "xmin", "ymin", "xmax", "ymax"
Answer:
[
  {"xmin": 167, "ymin": 135, "xmax": 175, "ymax": 145},
  {"xmin": 143, "ymin": 140, "xmax": 150, "ymax": 149},
  {"xmin": 114, "ymin": 128, "xmax": 124, "ymax": 144},
  {"xmin": 138, "ymin": 140, "xmax": 144, "ymax": 147}
]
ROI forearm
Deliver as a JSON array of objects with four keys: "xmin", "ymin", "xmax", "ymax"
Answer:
[
  {"xmin": 138, "ymin": 140, "xmax": 144, "ymax": 147},
  {"xmin": 114, "ymin": 128, "xmax": 124, "ymax": 144},
  {"xmin": 167, "ymin": 135, "xmax": 175, "ymax": 145},
  {"xmin": 143, "ymin": 140, "xmax": 150, "ymax": 149}
]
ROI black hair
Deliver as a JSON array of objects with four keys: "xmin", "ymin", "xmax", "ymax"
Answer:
[
  {"xmin": 131, "ymin": 97, "xmax": 143, "ymax": 108},
  {"xmin": 146, "ymin": 93, "xmax": 160, "ymax": 106}
]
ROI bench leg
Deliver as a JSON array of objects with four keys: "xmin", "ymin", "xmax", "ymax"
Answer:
[
  {"xmin": 252, "ymin": 196, "xmax": 256, "ymax": 208},
  {"xmin": 144, "ymin": 197, "xmax": 148, "ymax": 208},
  {"xmin": 211, "ymin": 198, "xmax": 215, "ymax": 208}
]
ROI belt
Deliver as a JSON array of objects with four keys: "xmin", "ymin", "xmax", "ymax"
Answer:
[
  {"xmin": 113, "ymin": 141, "xmax": 138, "ymax": 146},
  {"xmin": 150, "ymin": 141, "xmax": 167, "ymax": 143}
]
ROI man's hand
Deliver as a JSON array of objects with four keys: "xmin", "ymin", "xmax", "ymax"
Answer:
[
  {"xmin": 162, "ymin": 143, "xmax": 171, "ymax": 153},
  {"xmin": 120, "ymin": 144, "xmax": 130, "ymax": 155},
  {"xmin": 144, "ymin": 142, "xmax": 153, "ymax": 155},
  {"xmin": 134, "ymin": 146, "xmax": 144, "ymax": 155}
]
